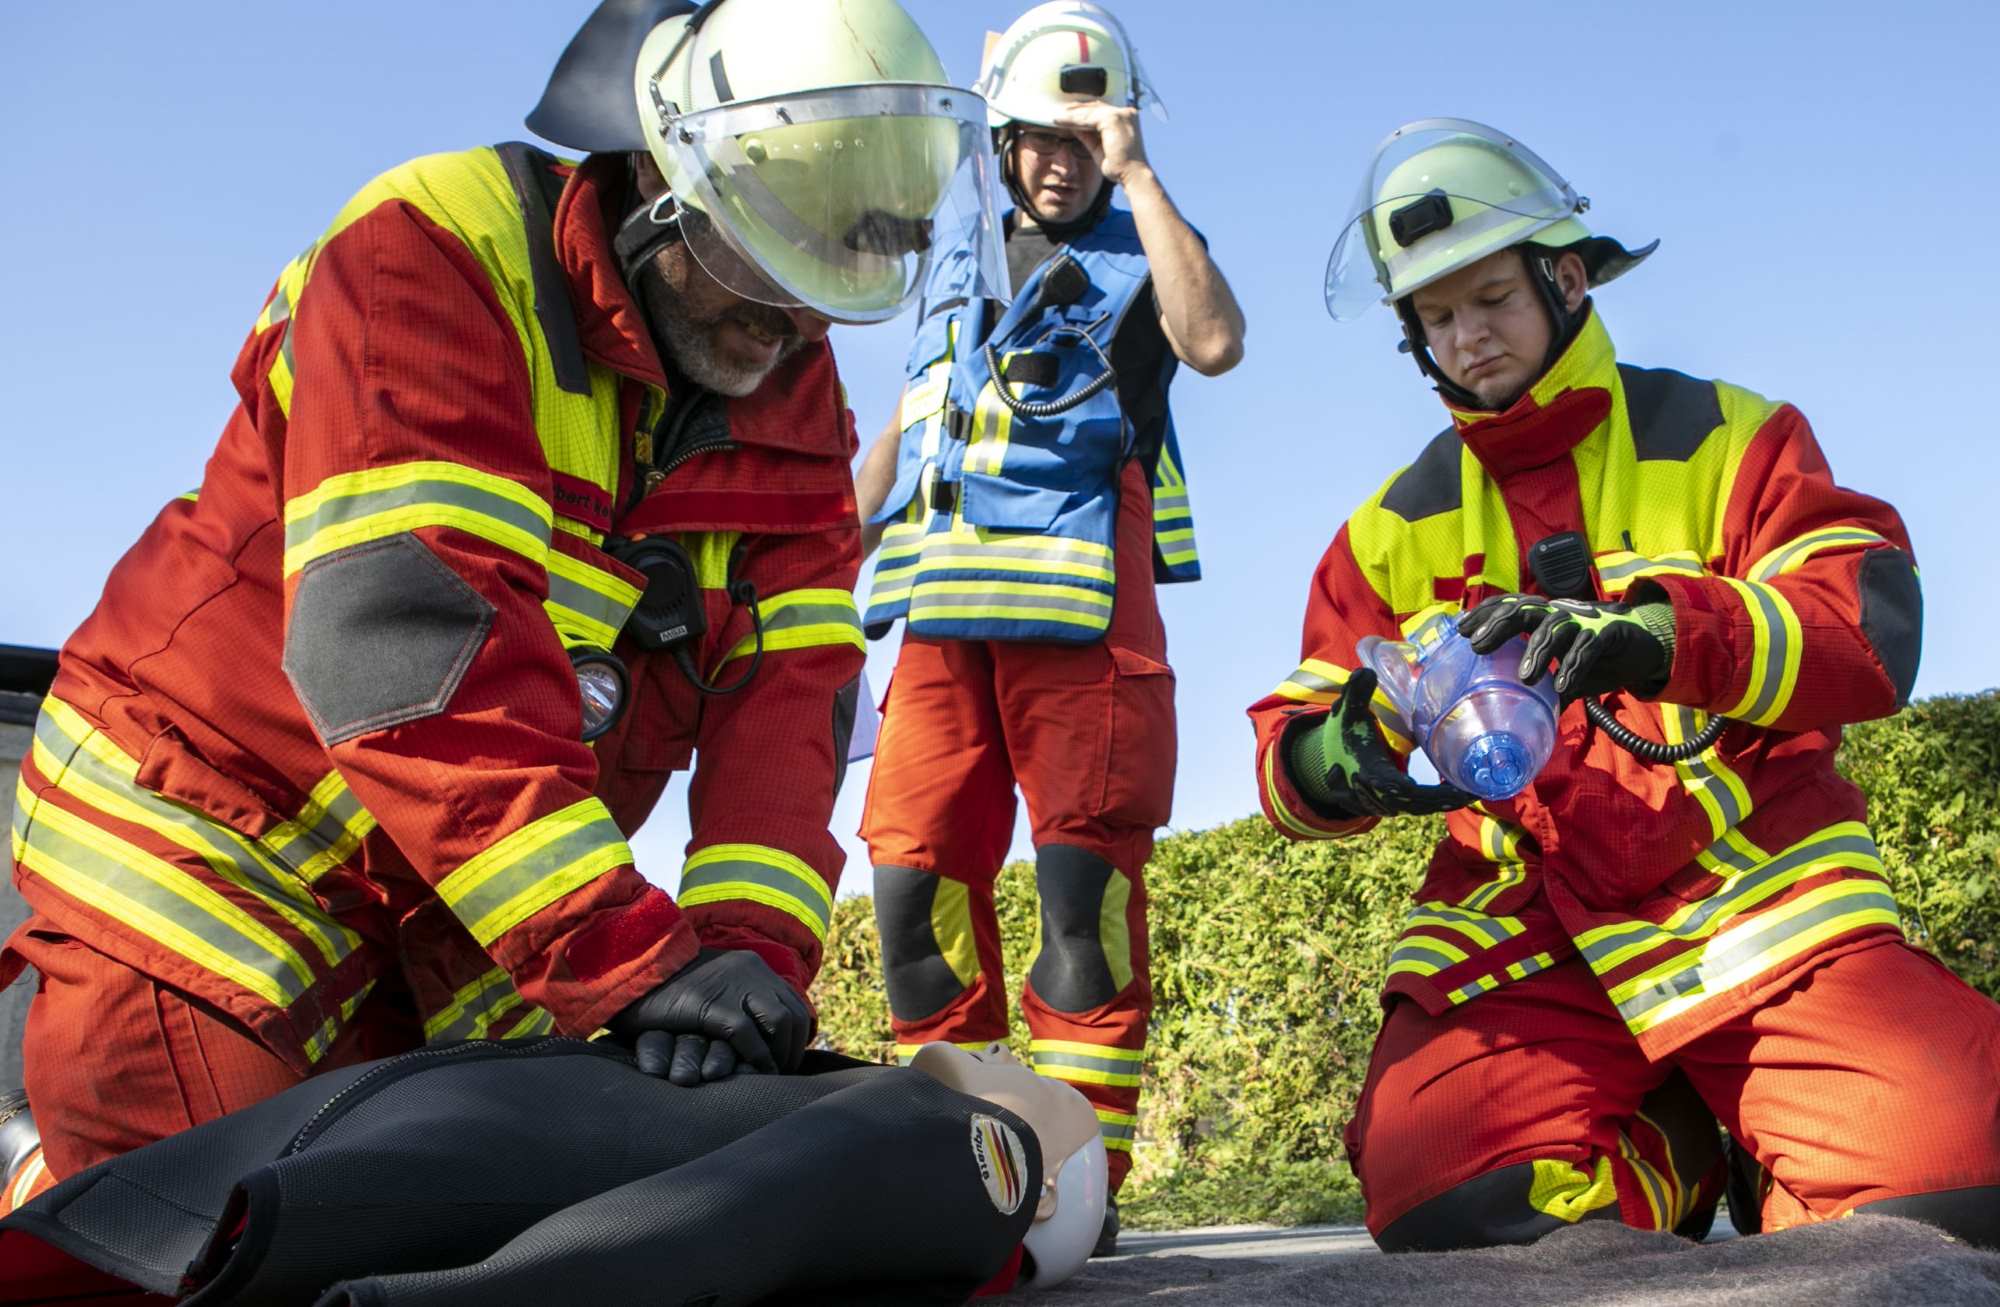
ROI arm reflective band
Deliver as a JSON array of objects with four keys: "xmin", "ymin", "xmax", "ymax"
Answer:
[
  {"xmin": 435, "ymin": 798, "xmax": 634, "ymax": 947},
  {"xmin": 284, "ymin": 461, "xmax": 553, "ymax": 577},
  {"xmin": 676, "ymin": 843, "xmax": 834, "ymax": 943},
  {"xmin": 1715, "ymin": 578, "xmax": 1803, "ymax": 727},
  {"xmin": 716, "ymin": 589, "xmax": 865, "ymax": 667}
]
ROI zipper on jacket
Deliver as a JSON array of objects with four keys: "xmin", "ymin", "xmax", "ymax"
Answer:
[
  {"xmin": 282, "ymin": 1037, "xmax": 634, "ymax": 1156},
  {"xmin": 630, "ymin": 388, "xmax": 738, "ymax": 507}
]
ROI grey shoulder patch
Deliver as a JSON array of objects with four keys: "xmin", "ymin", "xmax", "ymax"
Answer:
[
  {"xmin": 1858, "ymin": 547, "xmax": 1922, "ymax": 706},
  {"xmin": 1620, "ymin": 365, "xmax": 1724, "ymax": 462},
  {"xmin": 1380, "ymin": 429, "xmax": 1465, "ymax": 522},
  {"xmin": 283, "ymin": 533, "xmax": 496, "ymax": 746}
]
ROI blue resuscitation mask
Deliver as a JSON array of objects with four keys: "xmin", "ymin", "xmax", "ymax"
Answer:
[{"xmin": 1357, "ymin": 612, "xmax": 1559, "ymax": 802}]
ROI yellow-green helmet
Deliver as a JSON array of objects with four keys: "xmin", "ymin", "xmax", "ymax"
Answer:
[
  {"xmin": 632, "ymin": 0, "xmax": 1010, "ymax": 322},
  {"xmin": 975, "ymin": 1, "xmax": 1165, "ymax": 128},
  {"xmin": 1325, "ymin": 118, "xmax": 1655, "ymax": 322}
]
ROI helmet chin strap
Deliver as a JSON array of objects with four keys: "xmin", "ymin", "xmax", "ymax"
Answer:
[
  {"xmin": 614, "ymin": 157, "xmax": 687, "ymax": 294},
  {"xmin": 998, "ymin": 125, "xmax": 1111, "ymax": 241},
  {"xmin": 1393, "ymin": 246, "xmax": 1585, "ymax": 413}
]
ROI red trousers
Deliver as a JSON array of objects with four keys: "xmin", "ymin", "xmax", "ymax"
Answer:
[
  {"xmin": 1346, "ymin": 938, "xmax": 2000, "ymax": 1235},
  {"xmin": 6, "ymin": 919, "xmax": 417, "ymax": 1193},
  {"xmin": 859, "ymin": 461, "xmax": 1175, "ymax": 1192}
]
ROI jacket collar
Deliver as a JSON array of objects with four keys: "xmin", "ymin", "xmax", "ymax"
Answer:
[
  {"xmin": 552, "ymin": 153, "xmax": 670, "ymax": 388},
  {"xmin": 1442, "ymin": 307, "xmax": 1618, "ymax": 480}
]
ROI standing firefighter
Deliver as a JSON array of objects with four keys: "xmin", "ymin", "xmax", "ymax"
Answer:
[
  {"xmin": 854, "ymin": 0, "xmax": 1244, "ymax": 1249},
  {"xmin": 1, "ymin": 0, "xmax": 1012, "ymax": 1205},
  {"xmin": 1250, "ymin": 119, "xmax": 1999, "ymax": 1250}
]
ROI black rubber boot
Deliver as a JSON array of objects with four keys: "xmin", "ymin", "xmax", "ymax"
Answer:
[{"xmin": 1091, "ymin": 1196, "xmax": 1121, "ymax": 1258}]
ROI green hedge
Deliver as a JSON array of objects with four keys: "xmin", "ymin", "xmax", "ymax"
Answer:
[{"xmin": 816, "ymin": 693, "xmax": 2000, "ymax": 1229}]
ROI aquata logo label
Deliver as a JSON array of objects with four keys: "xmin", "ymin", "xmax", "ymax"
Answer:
[{"xmin": 968, "ymin": 1112, "xmax": 1028, "ymax": 1215}]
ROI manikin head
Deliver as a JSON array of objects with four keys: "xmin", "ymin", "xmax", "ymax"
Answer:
[
  {"xmin": 1407, "ymin": 245, "xmax": 1589, "ymax": 410},
  {"xmin": 911, "ymin": 1042, "xmax": 1108, "ymax": 1289}
]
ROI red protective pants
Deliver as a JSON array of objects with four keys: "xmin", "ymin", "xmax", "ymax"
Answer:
[
  {"xmin": 1346, "ymin": 938, "xmax": 2000, "ymax": 1237},
  {"xmin": 5, "ymin": 919, "xmax": 416, "ymax": 1197},
  {"xmin": 859, "ymin": 462, "xmax": 1175, "ymax": 1192}
]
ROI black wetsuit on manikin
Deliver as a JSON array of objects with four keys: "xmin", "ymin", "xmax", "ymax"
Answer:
[{"xmin": 0, "ymin": 1040, "xmax": 1042, "ymax": 1307}]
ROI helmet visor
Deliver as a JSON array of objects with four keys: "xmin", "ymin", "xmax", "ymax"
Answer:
[
  {"xmin": 1324, "ymin": 118, "xmax": 1581, "ymax": 322},
  {"xmin": 654, "ymin": 84, "xmax": 1009, "ymax": 324}
]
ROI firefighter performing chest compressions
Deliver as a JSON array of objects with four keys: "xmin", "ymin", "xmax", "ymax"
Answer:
[
  {"xmin": 853, "ymin": 0, "xmax": 1246, "ymax": 1253},
  {"xmin": 0, "ymin": 0, "xmax": 1015, "ymax": 1212},
  {"xmin": 1250, "ymin": 119, "xmax": 2000, "ymax": 1251}
]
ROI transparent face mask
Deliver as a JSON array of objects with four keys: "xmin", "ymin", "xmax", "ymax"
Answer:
[
  {"xmin": 1324, "ymin": 118, "xmax": 1583, "ymax": 322},
  {"xmin": 652, "ymin": 85, "xmax": 1010, "ymax": 324}
]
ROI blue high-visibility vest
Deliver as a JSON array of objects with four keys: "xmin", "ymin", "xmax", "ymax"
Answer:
[{"xmin": 863, "ymin": 208, "xmax": 1200, "ymax": 644}]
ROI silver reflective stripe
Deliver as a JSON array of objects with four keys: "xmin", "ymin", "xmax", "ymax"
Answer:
[
  {"xmin": 1030, "ymin": 1048, "xmax": 1142, "ymax": 1079},
  {"xmin": 1407, "ymin": 903, "xmax": 1517, "ymax": 945},
  {"xmin": 761, "ymin": 601, "xmax": 864, "ymax": 636},
  {"xmin": 34, "ymin": 713, "xmax": 355, "ymax": 965},
  {"xmin": 1750, "ymin": 529, "xmax": 1886, "ymax": 582},
  {"xmin": 911, "ymin": 590, "xmax": 1112, "ymax": 616},
  {"xmin": 546, "ymin": 569, "xmax": 638, "ymax": 636},
  {"xmin": 1286, "ymin": 665, "xmax": 1341, "ymax": 695},
  {"xmin": 265, "ymin": 782, "xmax": 372, "ymax": 879},
  {"xmin": 917, "ymin": 538, "xmax": 1113, "ymax": 569},
  {"xmin": 678, "ymin": 857, "xmax": 833, "ymax": 937},
  {"xmin": 1599, "ymin": 554, "xmax": 1703, "ymax": 582},
  {"xmin": 445, "ymin": 817, "xmax": 626, "ymax": 941},
  {"xmin": 19, "ymin": 814, "xmax": 311, "ymax": 1005},
  {"xmin": 1578, "ymin": 832, "xmax": 1879, "ymax": 965},
  {"xmin": 283, "ymin": 478, "xmax": 551, "ymax": 554},
  {"xmin": 1739, "ymin": 583, "xmax": 1793, "ymax": 724},
  {"xmin": 1616, "ymin": 883, "xmax": 1899, "ymax": 1023}
]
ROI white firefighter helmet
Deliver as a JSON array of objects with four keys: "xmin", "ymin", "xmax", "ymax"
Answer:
[{"xmin": 976, "ymin": 1, "xmax": 1166, "ymax": 128}]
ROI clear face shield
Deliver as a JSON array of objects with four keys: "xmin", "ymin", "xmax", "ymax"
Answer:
[
  {"xmin": 1323, "ymin": 118, "xmax": 1584, "ymax": 322},
  {"xmin": 645, "ymin": 79, "xmax": 1010, "ymax": 324}
]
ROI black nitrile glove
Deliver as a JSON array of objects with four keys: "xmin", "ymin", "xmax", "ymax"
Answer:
[
  {"xmin": 1459, "ymin": 592, "xmax": 1676, "ymax": 701},
  {"xmin": 608, "ymin": 948, "xmax": 812, "ymax": 1086},
  {"xmin": 1287, "ymin": 667, "xmax": 1475, "ymax": 818}
]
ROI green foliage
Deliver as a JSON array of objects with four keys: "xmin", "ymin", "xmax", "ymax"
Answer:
[{"xmin": 816, "ymin": 693, "xmax": 2000, "ymax": 1229}]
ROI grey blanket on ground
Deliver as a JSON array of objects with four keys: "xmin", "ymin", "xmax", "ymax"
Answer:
[{"xmin": 1052, "ymin": 1216, "xmax": 2000, "ymax": 1305}]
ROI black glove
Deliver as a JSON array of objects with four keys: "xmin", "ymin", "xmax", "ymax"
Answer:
[
  {"xmin": 1458, "ymin": 592, "xmax": 1676, "ymax": 701},
  {"xmin": 608, "ymin": 948, "xmax": 812, "ymax": 1086},
  {"xmin": 1287, "ymin": 667, "xmax": 1475, "ymax": 818}
]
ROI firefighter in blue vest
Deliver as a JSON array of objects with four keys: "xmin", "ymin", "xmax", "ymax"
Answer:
[{"xmin": 852, "ymin": 0, "xmax": 1245, "ymax": 1252}]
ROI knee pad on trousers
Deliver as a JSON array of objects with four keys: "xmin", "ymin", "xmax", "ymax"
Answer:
[
  {"xmin": 1856, "ymin": 1185, "xmax": 2000, "ymax": 1249},
  {"xmin": 1026, "ymin": 845, "xmax": 1132, "ymax": 1015},
  {"xmin": 1375, "ymin": 1162, "xmax": 1620, "ymax": 1253},
  {"xmin": 873, "ymin": 867, "xmax": 980, "ymax": 1023}
]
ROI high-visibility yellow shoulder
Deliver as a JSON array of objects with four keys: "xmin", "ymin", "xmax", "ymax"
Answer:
[
  {"xmin": 320, "ymin": 148, "xmax": 537, "ymax": 251},
  {"xmin": 1345, "ymin": 429, "xmax": 1509, "ymax": 618}
]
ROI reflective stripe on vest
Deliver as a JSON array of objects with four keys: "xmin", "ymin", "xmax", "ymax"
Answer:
[{"xmin": 864, "ymin": 209, "xmax": 1199, "ymax": 643}]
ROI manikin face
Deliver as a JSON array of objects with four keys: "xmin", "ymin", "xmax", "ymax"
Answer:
[
  {"xmin": 1011, "ymin": 128, "xmax": 1103, "ymax": 228},
  {"xmin": 632, "ymin": 159, "xmax": 831, "ymax": 397},
  {"xmin": 911, "ymin": 1042, "xmax": 1099, "ymax": 1221},
  {"xmin": 1407, "ymin": 247, "xmax": 1589, "ymax": 410}
]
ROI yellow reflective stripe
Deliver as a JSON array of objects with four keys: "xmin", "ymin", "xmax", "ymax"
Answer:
[
  {"xmin": 436, "ymin": 798, "xmax": 632, "ymax": 947},
  {"xmin": 282, "ymin": 460, "xmax": 552, "ymax": 576},
  {"xmin": 1097, "ymin": 1107, "xmax": 1139, "ymax": 1151},
  {"xmin": 18, "ymin": 799, "xmax": 310, "ymax": 1009},
  {"xmin": 677, "ymin": 843, "xmax": 833, "ymax": 943},
  {"xmin": 1475, "ymin": 812, "xmax": 1527, "ymax": 867},
  {"xmin": 1262, "ymin": 746, "xmax": 1334, "ymax": 839},
  {"xmin": 1404, "ymin": 901, "xmax": 1525, "ymax": 947},
  {"xmin": 501, "ymin": 1006, "xmax": 555, "ymax": 1038},
  {"xmin": 544, "ymin": 550, "xmax": 642, "ymax": 650},
  {"xmin": 1267, "ymin": 658, "xmax": 1415, "ymax": 755},
  {"xmin": 423, "ymin": 966, "xmax": 517, "ymax": 1042},
  {"xmin": 340, "ymin": 979, "xmax": 378, "ymax": 1023},
  {"xmin": 1659, "ymin": 706, "xmax": 1757, "ymax": 856},
  {"xmin": 1528, "ymin": 1156, "xmax": 1620, "ymax": 1223},
  {"xmin": 260, "ymin": 769, "xmax": 377, "ymax": 885},
  {"xmin": 262, "ymin": 242, "xmax": 316, "ymax": 416},
  {"xmin": 1717, "ymin": 577, "xmax": 1803, "ymax": 726},
  {"xmin": 1029, "ymin": 1040, "xmax": 1143, "ymax": 1087},
  {"xmin": 1634, "ymin": 1108, "xmax": 1689, "ymax": 1230},
  {"xmin": 33, "ymin": 702, "xmax": 359, "ymax": 968},
  {"xmin": 964, "ymin": 371, "xmax": 1016, "ymax": 476},
  {"xmin": 718, "ymin": 589, "xmax": 864, "ymax": 666},
  {"xmin": 1618, "ymin": 1134, "xmax": 1669, "ymax": 1229},
  {"xmin": 1462, "ymin": 863, "xmax": 1527, "ymax": 911},
  {"xmin": 1384, "ymin": 934, "xmax": 1468, "ymax": 978},
  {"xmin": 1748, "ymin": 527, "xmax": 1889, "ymax": 582}
]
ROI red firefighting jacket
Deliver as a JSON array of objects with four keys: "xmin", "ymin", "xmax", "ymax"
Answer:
[
  {"xmin": 1249, "ymin": 309, "xmax": 1922, "ymax": 1057},
  {"xmin": 4, "ymin": 145, "xmax": 865, "ymax": 1071}
]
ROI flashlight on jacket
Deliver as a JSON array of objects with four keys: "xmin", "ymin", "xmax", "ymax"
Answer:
[{"xmin": 570, "ymin": 648, "xmax": 629, "ymax": 742}]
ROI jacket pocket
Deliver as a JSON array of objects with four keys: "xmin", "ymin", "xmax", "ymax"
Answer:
[{"xmin": 1094, "ymin": 646, "xmax": 1177, "ymax": 828}]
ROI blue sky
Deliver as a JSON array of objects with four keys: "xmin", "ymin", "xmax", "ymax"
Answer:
[{"xmin": 5, "ymin": 1, "xmax": 1994, "ymax": 900}]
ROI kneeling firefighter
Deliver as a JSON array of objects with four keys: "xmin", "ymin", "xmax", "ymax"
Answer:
[
  {"xmin": 852, "ymin": 0, "xmax": 1246, "ymax": 1253},
  {"xmin": 2, "ymin": 0, "xmax": 1013, "ymax": 1208},
  {"xmin": 1248, "ymin": 118, "xmax": 1999, "ymax": 1250}
]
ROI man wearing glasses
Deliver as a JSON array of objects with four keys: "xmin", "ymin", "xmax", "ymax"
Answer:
[{"xmin": 853, "ymin": 0, "xmax": 1245, "ymax": 1254}]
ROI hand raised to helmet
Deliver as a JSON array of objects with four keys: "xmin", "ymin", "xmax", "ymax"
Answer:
[{"xmin": 1051, "ymin": 103, "xmax": 1149, "ymax": 184}]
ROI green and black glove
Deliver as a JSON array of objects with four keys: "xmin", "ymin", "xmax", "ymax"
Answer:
[
  {"xmin": 1287, "ymin": 668, "xmax": 1475, "ymax": 818},
  {"xmin": 1458, "ymin": 591, "xmax": 1677, "ymax": 700}
]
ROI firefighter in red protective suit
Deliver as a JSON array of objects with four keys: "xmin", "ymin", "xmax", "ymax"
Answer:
[
  {"xmin": 1250, "ymin": 119, "xmax": 2000, "ymax": 1251},
  {"xmin": 851, "ymin": 1, "xmax": 1246, "ymax": 1253},
  {"xmin": 0, "ymin": 0, "xmax": 1015, "ymax": 1208}
]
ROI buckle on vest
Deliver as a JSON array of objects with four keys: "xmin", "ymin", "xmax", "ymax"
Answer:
[{"xmin": 942, "ymin": 406, "xmax": 974, "ymax": 442}]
